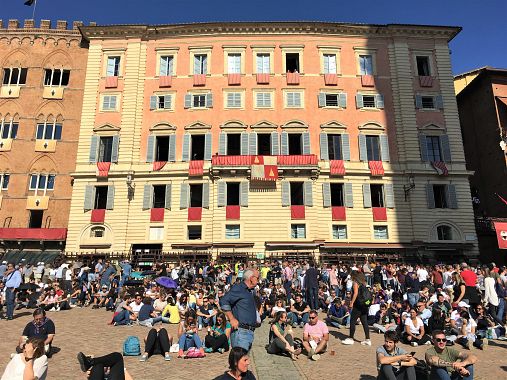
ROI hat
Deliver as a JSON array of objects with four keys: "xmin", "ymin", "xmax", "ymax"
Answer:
[
  {"xmin": 458, "ymin": 301, "xmax": 470, "ymax": 308},
  {"xmin": 82, "ymin": 266, "xmax": 91, "ymax": 270},
  {"xmin": 2, "ymin": 260, "xmax": 7, "ymax": 264},
  {"xmin": 102, "ymin": 285, "xmax": 108, "ymax": 288}
]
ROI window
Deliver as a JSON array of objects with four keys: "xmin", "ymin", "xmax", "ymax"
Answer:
[
  {"xmin": 324, "ymin": 94, "xmax": 339, "ymax": 107},
  {"xmin": 29, "ymin": 174, "xmax": 55, "ymax": 192},
  {"xmin": 366, "ymin": 135, "xmax": 381, "ymax": 161},
  {"xmin": 328, "ymin": 134, "xmax": 342, "ymax": 160},
  {"xmin": 291, "ymin": 224, "xmax": 306, "ymax": 239},
  {"xmin": 159, "ymin": 56, "xmax": 174, "ymax": 76},
  {"xmin": 190, "ymin": 184, "xmax": 203, "ymax": 207},
  {"xmin": 323, "ymin": 54, "xmax": 337, "ymax": 74},
  {"xmin": 0, "ymin": 117, "xmax": 18, "ymax": 139},
  {"xmin": 29, "ymin": 210, "xmax": 43, "ymax": 229},
  {"xmin": 332, "ymin": 225, "xmax": 347, "ymax": 239},
  {"xmin": 188, "ymin": 225, "xmax": 202, "ymax": 240},
  {"xmin": 190, "ymin": 135, "xmax": 205, "ymax": 161},
  {"xmin": 154, "ymin": 136, "xmax": 169, "ymax": 161},
  {"xmin": 106, "ymin": 56, "xmax": 120, "ymax": 77},
  {"xmin": 102, "ymin": 95, "xmax": 118, "ymax": 111},
  {"xmin": 416, "ymin": 56, "xmax": 431, "ymax": 76},
  {"xmin": 193, "ymin": 94, "xmax": 206, "ymax": 108},
  {"xmin": 94, "ymin": 186, "xmax": 109, "ymax": 209},
  {"xmin": 0, "ymin": 174, "xmax": 9, "ymax": 190},
  {"xmin": 194, "ymin": 54, "xmax": 207, "ymax": 75},
  {"xmin": 421, "ymin": 96, "xmax": 435, "ymax": 109},
  {"xmin": 426, "ymin": 136, "xmax": 442, "ymax": 162},
  {"xmin": 225, "ymin": 225, "xmax": 240, "ymax": 239},
  {"xmin": 255, "ymin": 92, "xmax": 272, "ymax": 108},
  {"xmin": 91, "ymin": 226, "xmax": 105, "ymax": 238},
  {"xmin": 370, "ymin": 184, "xmax": 384, "ymax": 207},
  {"xmin": 98, "ymin": 136, "xmax": 114, "ymax": 162},
  {"xmin": 256, "ymin": 53, "xmax": 270, "ymax": 73},
  {"xmin": 227, "ymin": 183, "xmax": 240, "ymax": 206},
  {"xmin": 257, "ymin": 133, "xmax": 271, "ymax": 155},
  {"xmin": 44, "ymin": 69, "xmax": 70, "ymax": 86},
  {"xmin": 416, "ymin": 95, "xmax": 442, "ymax": 110},
  {"xmin": 150, "ymin": 94, "xmax": 172, "ymax": 110},
  {"xmin": 227, "ymin": 54, "xmax": 241, "ymax": 74},
  {"xmin": 36, "ymin": 122, "xmax": 62, "ymax": 140},
  {"xmin": 357, "ymin": 94, "xmax": 383, "ymax": 109},
  {"xmin": 226, "ymin": 134, "xmax": 241, "ymax": 156},
  {"xmin": 437, "ymin": 225, "xmax": 453, "ymax": 240},
  {"xmin": 290, "ymin": 182, "xmax": 304, "ymax": 206},
  {"xmin": 149, "ymin": 227, "xmax": 164, "ymax": 240},
  {"xmin": 362, "ymin": 95, "xmax": 376, "ymax": 108},
  {"xmin": 288, "ymin": 133, "xmax": 303, "ymax": 155},
  {"xmin": 152, "ymin": 185, "xmax": 166, "ymax": 209},
  {"xmin": 330, "ymin": 183, "xmax": 344, "ymax": 206},
  {"xmin": 359, "ymin": 55, "xmax": 373, "ymax": 75},
  {"xmin": 373, "ymin": 226, "xmax": 388, "ymax": 239},
  {"xmin": 433, "ymin": 185, "xmax": 448, "ymax": 209},
  {"xmin": 286, "ymin": 92, "xmax": 302, "ymax": 108},
  {"xmin": 2, "ymin": 68, "xmax": 27, "ymax": 85},
  {"xmin": 285, "ymin": 53, "xmax": 300, "ymax": 73},
  {"xmin": 226, "ymin": 92, "xmax": 242, "ymax": 108}
]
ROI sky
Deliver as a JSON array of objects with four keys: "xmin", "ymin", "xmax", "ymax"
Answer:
[{"xmin": 2, "ymin": 0, "xmax": 506, "ymax": 75}]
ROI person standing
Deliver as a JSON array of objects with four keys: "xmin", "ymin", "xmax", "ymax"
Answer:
[
  {"xmin": 304, "ymin": 262, "xmax": 319, "ymax": 311},
  {"xmin": 282, "ymin": 261, "xmax": 293, "ymax": 304},
  {"xmin": 220, "ymin": 268, "xmax": 259, "ymax": 351},
  {"xmin": 342, "ymin": 270, "xmax": 371, "ymax": 346},
  {"xmin": 4, "ymin": 263, "xmax": 22, "ymax": 320}
]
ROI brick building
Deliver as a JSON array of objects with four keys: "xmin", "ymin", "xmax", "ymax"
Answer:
[
  {"xmin": 0, "ymin": 19, "xmax": 88, "ymax": 262},
  {"xmin": 65, "ymin": 21, "xmax": 477, "ymax": 264}
]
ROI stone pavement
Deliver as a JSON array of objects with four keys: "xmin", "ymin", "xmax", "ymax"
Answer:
[{"xmin": 0, "ymin": 308, "xmax": 505, "ymax": 379}]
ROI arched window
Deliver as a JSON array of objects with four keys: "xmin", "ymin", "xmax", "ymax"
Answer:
[
  {"xmin": 0, "ymin": 113, "xmax": 19, "ymax": 139},
  {"xmin": 36, "ymin": 114, "xmax": 63, "ymax": 140},
  {"xmin": 90, "ymin": 226, "xmax": 105, "ymax": 238},
  {"xmin": 436, "ymin": 225, "xmax": 453, "ymax": 240}
]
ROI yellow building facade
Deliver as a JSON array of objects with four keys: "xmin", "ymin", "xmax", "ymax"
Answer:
[{"xmin": 66, "ymin": 22, "xmax": 478, "ymax": 263}]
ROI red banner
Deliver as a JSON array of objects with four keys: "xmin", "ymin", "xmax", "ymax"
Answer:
[
  {"xmin": 494, "ymin": 222, "xmax": 507, "ymax": 249},
  {"xmin": 150, "ymin": 208, "xmax": 164, "ymax": 222},
  {"xmin": 153, "ymin": 161, "xmax": 166, "ymax": 171},
  {"xmin": 332, "ymin": 206, "xmax": 346, "ymax": 221},
  {"xmin": 226, "ymin": 205, "xmax": 240, "ymax": 220},
  {"xmin": 91, "ymin": 209, "xmax": 106, "ymax": 223},
  {"xmin": 291, "ymin": 205, "xmax": 306, "ymax": 220},
  {"xmin": 188, "ymin": 207, "xmax": 202, "ymax": 221},
  {"xmin": 372, "ymin": 207, "xmax": 387, "ymax": 221}
]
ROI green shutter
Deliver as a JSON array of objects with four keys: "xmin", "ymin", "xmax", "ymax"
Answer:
[
  {"xmin": 419, "ymin": 134, "xmax": 428, "ymax": 162},
  {"xmin": 204, "ymin": 133, "xmax": 212, "ymax": 160},
  {"xmin": 150, "ymin": 95, "xmax": 157, "ymax": 110},
  {"xmin": 249, "ymin": 132, "xmax": 257, "ymax": 155},
  {"xmin": 182, "ymin": 133, "xmax": 191, "ymax": 162},
  {"xmin": 143, "ymin": 184, "xmax": 152, "ymax": 210},
  {"xmin": 341, "ymin": 134, "xmax": 350, "ymax": 161},
  {"xmin": 359, "ymin": 134, "xmax": 367, "ymax": 161},
  {"xmin": 320, "ymin": 133, "xmax": 329, "ymax": 160},
  {"xmin": 426, "ymin": 184, "xmax": 435, "ymax": 209},
  {"xmin": 375, "ymin": 94, "xmax": 384, "ymax": 109},
  {"xmin": 206, "ymin": 93, "xmax": 213, "ymax": 108},
  {"xmin": 184, "ymin": 94, "xmax": 192, "ymax": 109},
  {"xmin": 280, "ymin": 131, "xmax": 289, "ymax": 155},
  {"xmin": 322, "ymin": 182, "xmax": 331, "ymax": 208},
  {"xmin": 218, "ymin": 132, "xmax": 227, "ymax": 156},
  {"xmin": 240, "ymin": 132, "xmax": 249, "ymax": 155},
  {"xmin": 106, "ymin": 185, "xmax": 115, "ymax": 210},
  {"xmin": 356, "ymin": 93, "xmax": 364, "ymax": 108},
  {"xmin": 363, "ymin": 184, "xmax": 372, "ymax": 208},
  {"xmin": 344, "ymin": 183, "xmax": 354, "ymax": 208},
  {"xmin": 281, "ymin": 181, "xmax": 290, "ymax": 207},
  {"xmin": 163, "ymin": 95, "xmax": 172, "ymax": 109},
  {"xmin": 240, "ymin": 181, "xmax": 249, "ymax": 207},
  {"xmin": 339, "ymin": 93, "xmax": 347, "ymax": 108},
  {"xmin": 318, "ymin": 92, "xmax": 325, "ymax": 107},
  {"xmin": 217, "ymin": 181, "xmax": 226, "ymax": 207},
  {"xmin": 271, "ymin": 132, "xmax": 280, "ymax": 155},
  {"xmin": 84, "ymin": 185, "xmax": 94, "ymax": 211},
  {"xmin": 164, "ymin": 184, "xmax": 172, "ymax": 209},
  {"xmin": 89, "ymin": 135, "xmax": 98, "ymax": 163},
  {"xmin": 111, "ymin": 135, "xmax": 120, "ymax": 163},
  {"xmin": 180, "ymin": 183, "xmax": 189, "ymax": 209},
  {"xmin": 441, "ymin": 135, "xmax": 451, "ymax": 163},
  {"xmin": 168, "ymin": 135, "xmax": 176, "ymax": 162},
  {"xmin": 302, "ymin": 132, "xmax": 311, "ymax": 155},
  {"xmin": 435, "ymin": 95, "xmax": 444, "ymax": 109},
  {"xmin": 447, "ymin": 184, "xmax": 458, "ymax": 209},
  {"xmin": 385, "ymin": 184, "xmax": 394, "ymax": 208},
  {"xmin": 380, "ymin": 135, "xmax": 390, "ymax": 162},
  {"xmin": 415, "ymin": 95, "xmax": 422, "ymax": 109},
  {"xmin": 146, "ymin": 135, "xmax": 155, "ymax": 163},
  {"xmin": 304, "ymin": 181, "xmax": 313, "ymax": 206},
  {"xmin": 202, "ymin": 182, "xmax": 210, "ymax": 209}
]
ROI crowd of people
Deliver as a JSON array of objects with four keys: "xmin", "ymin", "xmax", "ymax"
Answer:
[{"xmin": 1, "ymin": 257, "xmax": 507, "ymax": 379}]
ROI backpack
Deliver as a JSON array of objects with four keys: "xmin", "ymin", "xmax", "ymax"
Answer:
[
  {"xmin": 184, "ymin": 347, "xmax": 205, "ymax": 359},
  {"xmin": 356, "ymin": 283, "xmax": 373, "ymax": 306},
  {"xmin": 122, "ymin": 336, "xmax": 141, "ymax": 356}
]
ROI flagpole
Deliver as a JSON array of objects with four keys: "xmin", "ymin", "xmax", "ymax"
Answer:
[{"xmin": 32, "ymin": 0, "xmax": 38, "ymax": 20}]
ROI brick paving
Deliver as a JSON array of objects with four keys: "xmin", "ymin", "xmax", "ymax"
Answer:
[{"xmin": 0, "ymin": 309, "xmax": 505, "ymax": 379}]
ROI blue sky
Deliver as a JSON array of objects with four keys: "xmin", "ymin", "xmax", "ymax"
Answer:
[{"xmin": 3, "ymin": 0, "xmax": 506, "ymax": 74}]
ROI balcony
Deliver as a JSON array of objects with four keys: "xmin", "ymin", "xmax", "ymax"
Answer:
[
  {"xmin": 0, "ymin": 85, "xmax": 20, "ymax": 98},
  {"xmin": 0, "ymin": 228, "xmax": 67, "ymax": 241}
]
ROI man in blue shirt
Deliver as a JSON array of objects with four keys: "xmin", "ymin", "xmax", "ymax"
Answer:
[
  {"xmin": 220, "ymin": 268, "xmax": 259, "ymax": 351},
  {"xmin": 100, "ymin": 261, "xmax": 117, "ymax": 287},
  {"xmin": 119, "ymin": 260, "xmax": 132, "ymax": 288},
  {"xmin": 4, "ymin": 263, "xmax": 22, "ymax": 320}
]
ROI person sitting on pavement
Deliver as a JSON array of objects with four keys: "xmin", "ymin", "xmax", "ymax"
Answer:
[
  {"xmin": 432, "ymin": 293, "xmax": 453, "ymax": 318},
  {"xmin": 212, "ymin": 347, "xmax": 256, "ymax": 380},
  {"xmin": 112, "ymin": 294, "xmax": 136, "ymax": 326},
  {"xmin": 204, "ymin": 312, "xmax": 232, "ymax": 354},
  {"xmin": 197, "ymin": 295, "xmax": 218, "ymax": 330},
  {"xmin": 2, "ymin": 337, "xmax": 48, "ymax": 380},
  {"xmin": 266, "ymin": 311, "xmax": 302, "ymax": 360},
  {"xmin": 128, "ymin": 293, "xmax": 144, "ymax": 319},
  {"xmin": 474, "ymin": 303, "xmax": 506, "ymax": 339},
  {"xmin": 270, "ymin": 298, "xmax": 287, "ymax": 318},
  {"xmin": 454, "ymin": 311, "xmax": 487, "ymax": 350},
  {"xmin": 402, "ymin": 307, "xmax": 431, "ymax": 346},
  {"xmin": 77, "ymin": 351, "xmax": 133, "ymax": 380},
  {"xmin": 288, "ymin": 294, "xmax": 310, "ymax": 328},
  {"xmin": 302, "ymin": 310, "xmax": 329, "ymax": 361},
  {"xmin": 161, "ymin": 296, "xmax": 181, "ymax": 324},
  {"xmin": 373, "ymin": 302, "xmax": 397, "ymax": 334},
  {"xmin": 139, "ymin": 326, "xmax": 173, "ymax": 362},
  {"xmin": 177, "ymin": 311, "xmax": 205, "ymax": 358},
  {"xmin": 153, "ymin": 292, "xmax": 167, "ymax": 313},
  {"xmin": 326, "ymin": 297, "xmax": 350, "ymax": 329},
  {"xmin": 138, "ymin": 297, "xmax": 169, "ymax": 327},
  {"xmin": 425, "ymin": 330, "xmax": 477, "ymax": 380},
  {"xmin": 17, "ymin": 308, "xmax": 55, "ymax": 357},
  {"xmin": 376, "ymin": 330, "xmax": 416, "ymax": 380},
  {"xmin": 92, "ymin": 285, "xmax": 109, "ymax": 309}
]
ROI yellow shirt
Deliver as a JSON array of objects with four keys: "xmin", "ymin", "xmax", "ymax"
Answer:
[
  {"xmin": 260, "ymin": 266, "xmax": 270, "ymax": 279},
  {"xmin": 189, "ymin": 293, "xmax": 197, "ymax": 305},
  {"xmin": 162, "ymin": 304, "xmax": 181, "ymax": 324}
]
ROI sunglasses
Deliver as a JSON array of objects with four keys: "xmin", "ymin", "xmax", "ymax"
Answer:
[
  {"xmin": 435, "ymin": 338, "xmax": 447, "ymax": 343},
  {"xmin": 310, "ymin": 316, "xmax": 318, "ymax": 320}
]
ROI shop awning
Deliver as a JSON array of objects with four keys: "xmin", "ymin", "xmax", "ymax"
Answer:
[
  {"xmin": 322, "ymin": 242, "xmax": 408, "ymax": 249},
  {"xmin": 1, "ymin": 250, "xmax": 62, "ymax": 265},
  {"xmin": 213, "ymin": 242, "xmax": 255, "ymax": 248},
  {"xmin": 265, "ymin": 241, "xmax": 321, "ymax": 248},
  {"xmin": 0, "ymin": 228, "xmax": 67, "ymax": 241}
]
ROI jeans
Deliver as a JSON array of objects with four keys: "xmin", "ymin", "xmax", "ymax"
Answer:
[
  {"xmin": 145, "ymin": 328, "xmax": 171, "ymax": 356},
  {"xmin": 283, "ymin": 280, "xmax": 292, "ymax": 303},
  {"xmin": 430, "ymin": 365, "xmax": 474, "ymax": 380},
  {"xmin": 407, "ymin": 293, "xmax": 420, "ymax": 308},
  {"xmin": 198, "ymin": 315, "xmax": 215, "ymax": 327},
  {"xmin": 89, "ymin": 352, "xmax": 125, "ymax": 380},
  {"xmin": 178, "ymin": 333, "xmax": 202, "ymax": 351},
  {"xmin": 230, "ymin": 327, "xmax": 254, "ymax": 351},
  {"xmin": 139, "ymin": 316, "xmax": 169, "ymax": 327},
  {"xmin": 326, "ymin": 315, "xmax": 350, "ymax": 328},
  {"xmin": 288, "ymin": 312, "xmax": 309, "ymax": 326},
  {"xmin": 378, "ymin": 364, "xmax": 416, "ymax": 380},
  {"xmin": 5, "ymin": 288, "xmax": 16, "ymax": 319},
  {"xmin": 497, "ymin": 298, "xmax": 505, "ymax": 323},
  {"xmin": 267, "ymin": 333, "xmax": 294, "ymax": 355},
  {"xmin": 373, "ymin": 323, "xmax": 397, "ymax": 333},
  {"xmin": 306, "ymin": 287, "xmax": 318, "ymax": 310},
  {"xmin": 113, "ymin": 309, "xmax": 131, "ymax": 325}
]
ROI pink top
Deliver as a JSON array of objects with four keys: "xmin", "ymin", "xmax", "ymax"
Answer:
[{"xmin": 303, "ymin": 320, "xmax": 329, "ymax": 342}]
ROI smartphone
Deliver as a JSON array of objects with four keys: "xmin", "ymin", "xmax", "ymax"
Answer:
[{"xmin": 410, "ymin": 351, "xmax": 416, "ymax": 356}]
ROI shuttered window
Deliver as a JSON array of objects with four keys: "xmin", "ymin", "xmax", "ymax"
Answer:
[
  {"xmin": 359, "ymin": 55, "xmax": 373, "ymax": 75},
  {"xmin": 102, "ymin": 95, "xmax": 118, "ymax": 111},
  {"xmin": 366, "ymin": 135, "xmax": 381, "ymax": 161},
  {"xmin": 373, "ymin": 226, "xmax": 388, "ymax": 239},
  {"xmin": 255, "ymin": 92, "xmax": 272, "ymax": 108},
  {"xmin": 193, "ymin": 54, "xmax": 207, "ymax": 75},
  {"xmin": 159, "ymin": 55, "xmax": 174, "ymax": 76},
  {"xmin": 286, "ymin": 92, "xmax": 302, "ymax": 108},
  {"xmin": 226, "ymin": 92, "xmax": 242, "ymax": 108},
  {"xmin": 225, "ymin": 225, "xmax": 240, "ymax": 239},
  {"xmin": 291, "ymin": 224, "xmax": 306, "ymax": 239},
  {"xmin": 426, "ymin": 136, "xmax": 442, "ymax": 162},
  {"xmin": 227, "ymin": 54, "xmax": 241, "ymax": 74},
  {"xmin": 332, "ymin": 225, "xmax": 347, "ymax": 239},
  {"xmin": 106, "ymin": 56, "xmax": 120, "ymax": 77},
  {"xmin": 256, "ymin": 53, "xmax": 270, "ymax": 73},
  {"xmin": 323, "ymin": 54, "xmax": 337, "ymax": 74}
]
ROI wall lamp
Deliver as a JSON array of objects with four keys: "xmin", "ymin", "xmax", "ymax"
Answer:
[
  {"xmin": 126, "ymin": 173, "xmax": 135, "ymax": 202},
  {"xmin": 403, "ymin": 175, "xmax": 415, "ymax": 201}
]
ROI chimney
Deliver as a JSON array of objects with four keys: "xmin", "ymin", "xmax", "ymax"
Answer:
[
  {"xmin": 56, "ymin": 20, "xmax": 67, "ymax": 30},
  {"xmin": 8, "ymin": 19, "xmax": 19, "ymax": 29},
  {"xmin": 24, "ymin": 19, "xmax": 35, "ymax": 29},
  {"xmin": 72, "ymin": 21, "xmax": 83, "ymax": 30},
  {"xmin": 40, "ymin": 20, "xmax": 51, "ymax": 29}
]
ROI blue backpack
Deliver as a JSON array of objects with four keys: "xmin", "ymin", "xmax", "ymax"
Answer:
[{"xmin": 122, "ymin": 336, "xmax": 141, "ymax": 356}]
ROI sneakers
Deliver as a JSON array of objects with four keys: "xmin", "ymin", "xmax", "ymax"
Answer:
[
  {"xmin": 342, "ymin": 338, "xmax": 354, "ymax": 345},
  {"xmin": 49, "ymin": 307, "xmax": 56, "ymax": 312},
  {"xmin": 311, "ymin": 354, "xmax": 320, "ymax": 361},
  {"xmin": 164, "ymin": 353, "xmax": 172, "ymax": 361},
  {"xmin": 361, "ymin": 339, "xmax": 372, "ymax": 346},
  {"xmin": 218, "ymin": 348, "xmax": 225, "ymax": 354},
  {"xmin": 292, "ymin": 323, "xmax": 298, "ymax": 328},
  {"xmin": 177, "ymin": 349, "xmax": 184, "ymax": 358},
  {"xmin": 139, "ymin": 354, "xmax": 148, "ymax": 362},
  {"xmin": 204, "ymin": 347, "xmax": 213, "ymax": 353},
  {"xmin": 300, "ymin": 322, "xmax": 305, "ymax": 328},
  {"xmin": 411, "ymin": 342, "xmax": 418, "ymax": 347},
  {"xmin": 77, "ymin": 352, "xmax": 93, "ymax": 372},
  {"xmin": 198, "ymin": 324, "xmax": 203, "ymax": 331},
  {"xmin": 425, "ymin": 340, "xmax": 432, "ymax": 345}
]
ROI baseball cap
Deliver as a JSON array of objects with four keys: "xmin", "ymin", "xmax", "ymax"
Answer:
[{"xmin": 458, "ymin": 301, "xmax": 470, "ymax": 308}]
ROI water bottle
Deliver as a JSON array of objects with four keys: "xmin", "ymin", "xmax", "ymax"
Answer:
[{"xmin": 487, "ymin": 327, "xmax": 493, "ymax": 339}]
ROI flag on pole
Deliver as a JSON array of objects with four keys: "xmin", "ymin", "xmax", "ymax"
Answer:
[
  {"xmin": 24, "ymin": 0, "xmax": 35, "ymax": 5},
  {"xmin": 496, "ymin": 193, "xmax": 507, "ymax": 206}
]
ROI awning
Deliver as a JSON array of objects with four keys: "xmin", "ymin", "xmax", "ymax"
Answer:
[
  {"xmin": 322, "ymin": 242, "xmax": 409, "ymax": 249},
  {"xmin": 0, "ymin": 228, "xmax": 67, "ymax": 241},
  {"xmin": 213, "ymin": 242, "xmax": 255, "ymax": 248},
  {"xmin": 1, "ymin": 250, "xmax": 62, "ymax": 265},
  {"xmin": 265, "ymin": 241, "xmax": 320, "ymax": 248},
  {"xmin": 171, "ymin": 243, "xmax": 212, "ymax": 250}
]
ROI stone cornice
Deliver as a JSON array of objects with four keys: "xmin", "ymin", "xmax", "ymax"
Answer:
[{"xmin": 80, "ymin": 22, "xmax": 461, "ymax": 42}]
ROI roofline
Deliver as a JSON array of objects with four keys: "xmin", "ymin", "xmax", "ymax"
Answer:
[{"xmin": 454, "ymin": 66, "xmax": 507, "ymax": 79}]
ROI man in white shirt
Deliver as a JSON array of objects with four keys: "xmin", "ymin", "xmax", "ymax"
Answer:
[{"xmin": 416, "ymin": 266, "xmax": 429, "ymax": 286}]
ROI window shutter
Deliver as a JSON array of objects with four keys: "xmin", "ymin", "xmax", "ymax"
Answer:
[
  {"xmin": 218, "ymin": 132, "xmax": 227, "ymax": 156},
  {"xmin": 440, "ymin": 135, "xmax": 452, "ymax": 162},
  {"xmin": 193, "ymin": 56, "xmax": 200, "ymax": 74},
  {"xmin": 415, "ymin": 95, "xmax": 422, "ymax": 109},
  {"xmin": 160, "ymin": 56, "xmax": 168, "ymax": 76},
  {"xmin": 168, "ymin": 135, "xmax": 176, "ymax": 162},
  {"xmin": 89, "ymin": 135, "xmax": 99, "ymax": 163},
  {"xmin": 435, "ymin": 95, "xmax": 444, "ymax": 109},
  {"xmin": 184, "ymin": 94, "xmax": 192, "ymax": 109},
  {"xmin": 304, "ymin": 181, "xmax": 313, "ymax": 206},
  {"xmin": 280, "ymin": 131, "xmax": 289, "ymax": 155},
  {"xmin": 339, "ymin": 93, "xmax": 347, "ymax": 108},
  {"xmin": 217, "ymin": 181, "xmax": 226, "ymax": 207},
  {"xmin": 180, "ymin": 183, "xmax": 189, "ymax": 209},
  {"xmin": 302, "ymin": 132, "xmax": 311, "ymax": 155},
  {"xmin": 426, "ymin": 184, "xmax": 435, "ymax": 209},
  {"xmin": 202, "ymin": 55, "xmax": 208, "ymax": 74},
  {"xmin": 164, "ymin": 184, "xmax": 172, "ymax": 209},
  {"xmin": 385, "ymin": 184, "xmax": 394, "ymax": 208},
  {"xmin": 256, "ymin": 55, "xmax": 263, "ymax": 73},
  {"xmin": 363, "ymin": 184, "xmax": 372, "ymax": 208},
  {"xmin": 323, "ymin": 56, "xmax": 329, "ymax": 74},
  {"xmin": 111, "ymin": 135, "xmax": 120, "ymax": 163},
  {"xmin": 202, "ymin": 182, "xmax": 210, "ymax": 209},
  {"xmin": 380, "ymin": 135, "xmax": 390, "ymax": 162},
  {"xmin": 249, "ymin": 131, "xmax": 257, "ymax": 155},
  {"xmin": 206, "ymin": 93, "xmax": 213, "ymax": 108},
  {"xmin": 271, "ymin": 132, "xmax": 280, "ymax": 155},
  {"xmin": 419, "ymin": 134, "xmax": 428, "ymax": 162},
  {"xmin": 319, "ymin": 133, "xmax": 329, "ymax": 160},
  {"xmin": 182, "ymin": 133, "xmax": 191, "ymax": 162},
  {"xmin": 447, "ymin": 184, "xmax": 458, "ymax": 209},
  {"xmin": 318, "ymin": 92, "xmax": 326, "ymax": 107},
  {"xmin": 240, "ymin": 132, "xmax": 249, "ymax": 155},
  {"xmin": 146, "ymin": 135, "xmax": 155, "ymax": 163},
  {"xmin": 163, "ymin": 95, "xmax": 171, "ymax": 109},
  {"xmin": 106, "ymin": 185, "xmax": 115, "ymax": 210},
  {"xmin": 359, "ymin": 134, "xmax": 367, "ymax": 161},
  {"xmin": 322, "ymin": 182, "xmax": 331, "ymax": 208},
  {"xmin": 344, "ymin": 183, "xmax": 354, "ymax": 208},
  {"xmin": 341, "ymin": 133, "xmax": 350, "ymax": 161},
  {"xmin": 204, "ymin": 133, "xmax": 212, "ymax": 160},
  {"xmin": 356, "ymin": 94, "xmax": 364, "ymax": 108},
  {"xmin": 240, "ymin": 181, "xmax": 249, "ymax": 206},
  {"xmin": 150, "ymin": 95, "xmax": 158, "ymax": 110},
  {"xmin": 143, "ymin": 184, "xmax": 153, "ymax": 210},
  {"xmin": 281, "ymin": 181, "xmax": 290, "ymax": 207},
  {"xmin": 84, "ymin": 185, "xmax": 95, "ymax": 211},
  {"xmin": 375, "ymin": 94, "xmax": 384, "ymax": 109}
]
